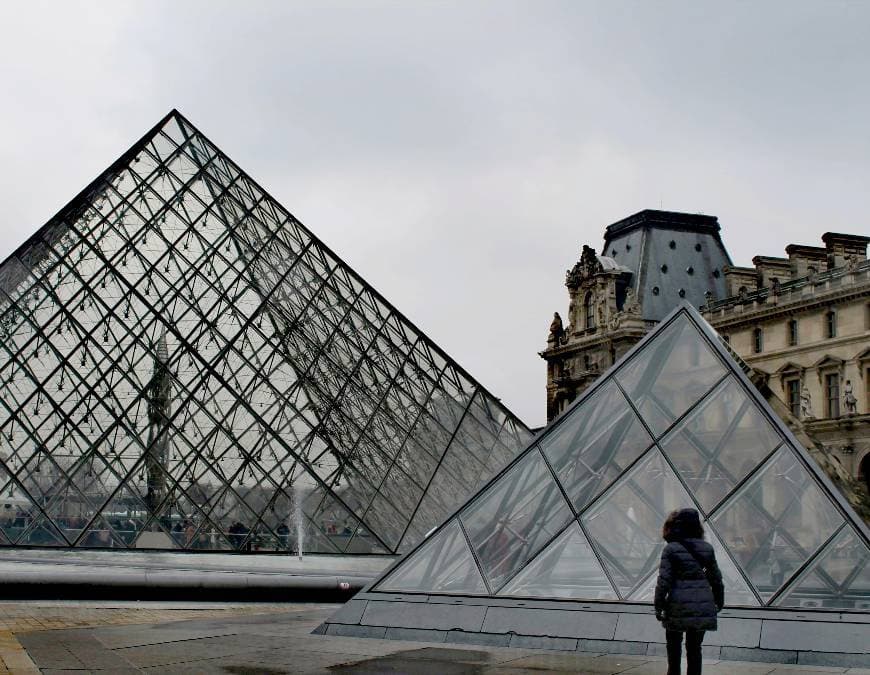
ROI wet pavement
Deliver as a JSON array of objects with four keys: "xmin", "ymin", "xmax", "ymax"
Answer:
[{"xmin": 0, "ymin": 601, "xmax": 868, "ymax": 674}]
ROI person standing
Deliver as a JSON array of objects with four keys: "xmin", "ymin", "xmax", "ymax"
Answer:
[{"xmin": 654, "ymin": 508, "xmax": 724, "ymax": 675}]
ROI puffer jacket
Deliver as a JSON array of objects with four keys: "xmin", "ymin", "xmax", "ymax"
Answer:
[{"xmin": 654, "ymin": 538, "xmax": 724, "ymax": 631}]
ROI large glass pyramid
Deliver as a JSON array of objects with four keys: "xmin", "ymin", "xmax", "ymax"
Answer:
[
  {"xmin": 373, "ymin": 305, "xmax": 870, "ymax": 609},
  {"xmin": 0, "ymin": 110, "xmax": 532, "ymax": 554}
]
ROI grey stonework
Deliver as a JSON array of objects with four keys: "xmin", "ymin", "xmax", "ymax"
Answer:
[{"xmin": 319, "ymin": 593, "xmax": 870, "ymax": 668}]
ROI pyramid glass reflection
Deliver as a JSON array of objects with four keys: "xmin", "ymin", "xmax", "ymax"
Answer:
[
  {"xmin": 0, "ymin": 110, "xmax": 532, "ymax": 554},
  {"xmin": 373, "ymin": 306, "xmax": 870, "ymax": 609}
]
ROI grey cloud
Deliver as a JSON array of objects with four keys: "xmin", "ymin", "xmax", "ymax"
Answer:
[{"xmin": 1, "ymin": 1, "xmax": 869, "ymax": 425}]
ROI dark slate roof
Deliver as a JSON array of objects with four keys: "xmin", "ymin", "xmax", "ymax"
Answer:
[{"xmin": 602, "ymin": 209, "xmax": 732, "ymax": 321}]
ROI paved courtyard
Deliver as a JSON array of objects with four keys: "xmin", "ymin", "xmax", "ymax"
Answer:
[{"xmin": 0, "ymin": 601, "xmax": 867, "ymax": 674}]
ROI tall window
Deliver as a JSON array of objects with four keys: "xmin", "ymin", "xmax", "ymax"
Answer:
[
  {"xmin": 825, "ymin": 373, "xmax": 840, "ymax": 418},
  {"xmin": 584, "ymin": 293, "xmax": 595, "ymax": 329},
  {"xmin": 753, "ymin": 327, "xmax": 763, "ymax": 353},
  {"xmin": 787, "ymin": 319, "xmax": 798, "ymax": 347},
  {"xmin": 825, "ymin": 310, "xmax": 837, "ymax": 339},
  {"xmin": 786, "ymin": 379, "xmax": 801, "ymax": 418}
]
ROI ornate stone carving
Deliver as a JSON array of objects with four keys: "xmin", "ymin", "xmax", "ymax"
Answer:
[
  {"xmin": 596, "ymin": 296, "xmax": 607, "ymax": 328},
  {"xmin": 844, "ymin": 379, "xmax": 858, "ymax": 415},
  {"xmin": 565, "ymin": 245, "xmax": 601, "ymax": 289},
  {"xmin": 581, "ymin": 245, "xmax": 599, "ymax": 278},
  {"xmin": 609, "ymin": 313, "xmax": 621, "ymax": 331},
  {"xmin": 623, "ymin": 287, "xmax": 641, "ymax": 315},
  {"xmin": 771, "ymin": 277, "xmax": 781, "ymax": 296}
]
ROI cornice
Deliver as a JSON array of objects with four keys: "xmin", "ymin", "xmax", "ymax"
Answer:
[
  {"xmin": 539, "ymin": 327, "xmax": 648, "ymax": 360},
  {"xmin": 804, "ymin": 414, "xmax": 870, "ymax": 434},
  {"xmin": 742, "ymin": 333, "xmax": 870, "ymax": 365},
  {"xmin": 707, "ymin": 283, "xmax": 869, "ymax": 330}
]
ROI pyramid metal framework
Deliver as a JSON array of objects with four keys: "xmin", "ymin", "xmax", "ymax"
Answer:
[
  {"xmin": 0, "ymin": 110, "xmax": 532, "ymax": 554},
  {"xmin": 373, "ymin": 305, "xmax": 870, "ymax": 610}
]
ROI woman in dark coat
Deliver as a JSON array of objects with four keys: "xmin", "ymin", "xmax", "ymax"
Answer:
[{"xmin": 654, "ymin": 508, "xmax": 724, "ymax": 675}]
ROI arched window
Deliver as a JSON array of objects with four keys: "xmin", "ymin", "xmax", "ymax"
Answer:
[{"xmin": 584, "ymin": 293, "xmax": 595, "ymax": 329}]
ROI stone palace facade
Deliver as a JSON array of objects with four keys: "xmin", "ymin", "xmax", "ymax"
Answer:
[{"xmin": 541, "ymin": 210, "xmax": 870, "ymax": 508}]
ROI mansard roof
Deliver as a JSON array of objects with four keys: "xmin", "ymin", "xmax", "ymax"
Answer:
[{"xmin": 601, "ymin": 210, "xmax": 732, "ymax": 321}]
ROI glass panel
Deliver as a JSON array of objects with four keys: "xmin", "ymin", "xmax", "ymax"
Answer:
[
  {"xmin": 712, "ymin": 446, "xmax": 845, "ymax": 602},
  {"xmin": 705, "ymin": 521, "xmax": 760, "ymax": 606},
  {"xmin": 627, "ymin": 570, "xmax": 658, "ymax": 602},
  {"xmin": 627, "ymin": 523, "xmax": 760, "ymax": 606},
  {"xmin": 775, "ymin": 526, "xmax": 870, "ymax": 610},
  {"xmin": 18, "ymin": 512, "xmax": 69, "ymax": 546},
  {"xmin": 541, "ymin": 381, "xmax": 653, "ymax": 512},
  {"xmin": 661, "ymin": 377, "xmax": 782, "ymax": 511},
  {"xmin": 461, "ymin": 449, "xmax": 573, "ymax": 591},
  {"xmin": 302, "ymin": 489, "xmax": 364, "ymax": 554},
  {"xmin": 401, "ymin": 488, "xmax": 452, "ymax": 551},
  {"xmin": 344, "ymin": 520, "xmax": 390, "ymax": 554},
  {"xmin": 498, "ymin": 522, "xmax": 617, "ymax": 599},
  {"xmin": 78, "ymin": 514, "xmax": 129, "ymax": 548},
  {"xmin": 378, "ymin": 519, "xmax": 487, "ymax": 594},
  {"xmin": 582, "ymin": 448, "xmax": 693, "ymax": 598},
  {"xmin": 615, "ymin": 315, "xmax": 726, "ymax": 438}
]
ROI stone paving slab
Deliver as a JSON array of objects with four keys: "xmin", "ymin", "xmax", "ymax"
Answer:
[
  {"xmin": 0, "ymin": 630, "xmax": 39, "ymax": 674},
  {"xmin": 2, "ymin": 601, "xmax": 868, "ymax": 674}
]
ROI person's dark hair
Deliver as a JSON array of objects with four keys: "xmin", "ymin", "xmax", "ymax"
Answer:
[{"xmin": 662, "ymin": 508, "xmax": 704, "ymax": 542}]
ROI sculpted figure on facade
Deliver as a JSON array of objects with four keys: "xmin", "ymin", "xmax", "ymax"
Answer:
[
  {"xmin": 844, "ymin": 380, "xmax": 858, "ymax": 415},
  {"xmin": 771, "ymin": 277, "xmax": 781, "ymax": 297},
  {"xmin": 800, "ymin": 384, "xmax": 814, "ymax": 419},
  {"xmin": 609, "ymin": 313, "xmax": 621, "ymax": 331},
  {"xmin": 624, "ymin": 287, "xmax": 641, "ymax": 315},
  {"xmin": 549, "ymin": 312, "xmax": 565, "ymax": 345},
  {"xmin": 581, "ymin": 245, "xmax": 599, "ymax": 279}
]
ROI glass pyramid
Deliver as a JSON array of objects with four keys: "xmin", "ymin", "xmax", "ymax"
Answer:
[
  {"xmin": 0, "ymin": 110, "xmax": 532, "ymax": 554},
  {"xmin": 373, "ymin": 305, "xmax": 870, "ymax": 610}
]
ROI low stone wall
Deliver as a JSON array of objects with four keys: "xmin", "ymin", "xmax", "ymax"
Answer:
[
  {"xmin": 317, "ymin": 592, "xmax": 870, "ymax": 668},
  {"xmin": 0, "ymin": 550, "xmax": 393, "ymax": 601}
]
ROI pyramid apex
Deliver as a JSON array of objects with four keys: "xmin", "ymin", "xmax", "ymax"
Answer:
[
  {"xmin": 359, "ymin": 301, "xmax": 870, "ymax": 612},
  {"xmin": 0, "ymin": 110, "xmax": 533, "ymax": 560}
]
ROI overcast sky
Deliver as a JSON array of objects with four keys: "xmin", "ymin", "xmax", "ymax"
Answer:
[{"xmin": 1, "ymin": 1, "xmax": 868, "ymax": 427}]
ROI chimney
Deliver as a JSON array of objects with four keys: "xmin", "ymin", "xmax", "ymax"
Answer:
[
  {"xmin": 821, "ymin": 232, "xmax": 869, "ymax": 269},
  {"xmin": 752, "ymin": 256, "xmax": 791, "ymax": 289},
  {"xmin": 722, "ymin": 265, "xmax": 758, "ymax": 296},
  {"xmin": 785, "ymin": 244, "xmax": 827, "ymax": 278}
]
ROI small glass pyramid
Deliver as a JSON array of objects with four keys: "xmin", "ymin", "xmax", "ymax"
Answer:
[
  {"xmin": 373, "ymin": 306, "xmax": 870, "ymax": 609},
  {"xmin": 0, "ymin": 110, "xmax": 532, "ymax": 554}
]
